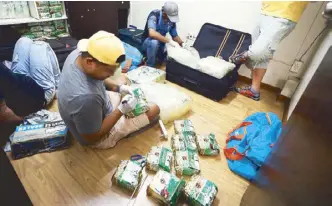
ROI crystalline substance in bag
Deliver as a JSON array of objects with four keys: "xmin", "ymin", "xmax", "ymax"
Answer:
[
  {"xmin": 133, "ymin": 83, "xmax": 192, "ymax": 124},
  {"xmin": 147, "ymin": 170, "xmax": 185, "ymax": 206},
  {"xmin": 184, "ymin": 175, "xmax": 218, "ymax": 206},
  {"xmin": 197, "ymin": 133, "xmax": 220, "ymax": 156},
  {"xmin": 127, "ymin": 66, "xmax": 166, "ymax": 84},
  {"xmin": 171, "ymin": 134, "xmax": 197, "ymax": 152},
  {"xmin": 147, "ymin": 146, "xmax": 173, "ymax": 172},
  {"xmin": 174, "ymin": 119, "xmax": 196, "ymax": 135},
  {"xmin": 112, "ymin": 159, "xmax": 144, "ymax": 193},
  {"xmin": 174, "ymin": 150, "xmax": 200, "ymax": 176},
  {"xmin": 125, "ymin": 88, "xmax": 150, "ymax": 118}
]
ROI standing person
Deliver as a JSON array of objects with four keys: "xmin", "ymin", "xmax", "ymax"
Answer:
[
  {"xmin": 0, "ymin": 37, "xmax": 60, "ymax": 123},
  {"xmin": 229, "ymin": 1, "xmax": 309, "ymax": 101},
  {"xmin": 142, "ymin": 1, "xmax": 184, "ymax": 67},
  {"xmin": 57, "ymin": 31, "xmax": 160, "ymax": 149}
]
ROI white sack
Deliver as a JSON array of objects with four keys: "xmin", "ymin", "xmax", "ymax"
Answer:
[
  {"xmin": 197, "ymin": 56, "xmax": 236, "ymax": 79},
  {"xmin": 166, "ymin": 44, "xmax": 200, "ymax": 69}
]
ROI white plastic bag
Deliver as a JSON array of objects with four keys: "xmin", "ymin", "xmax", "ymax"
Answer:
[
  {"xmin": 133, "ymin": 83, "xmax": 192, "ymax": 124},
  {"xmin": 197, "ymin": 56, "xmax": 235, "ymax": 79},
  {"xmin": 166, "ymin": 44, "xmax": 200, "ymax": 69}
]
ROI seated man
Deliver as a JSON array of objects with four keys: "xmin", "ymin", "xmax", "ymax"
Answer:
[
  {"xmin": 0, "ymin": 37, "xmax": 60, "ymax": 124},
  {"xmin": 57, "ymin": 31, "xmax": 160, "ymax": 149},
  {"xmin": 142, "ymin": 1, "xmax": 184, "ymax": 67}
]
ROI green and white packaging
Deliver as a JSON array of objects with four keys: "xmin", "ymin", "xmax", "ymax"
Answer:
[
  {"xmin": 174, "ymin": 150, "xmax": 200, "ymax": 176},
  {"xmin": 125, "ymin": 88, "xmax": 149, "ymax": 118},
  {"xmin": 147, "ymin": 170, "xmax": 185, "ymax": 206},
  {"xmin": 171, "ymin": 133, "xmax": 197, "ymax": 152},
  {"xmin": 174, "ymin": 119, "xmax": 196, "ymax": 135},
  {"xmin": 112, "ymin": 159, "xmax": 145, "ymax": 193},
  {"xmin": 196, "ymin": 133, "xmax": 220, "ymax": 156},
  {"xmin": 184, "ymin": 175, "xmax": 218, "ymax": 206},
  {"xmin": 147, "ymin": 146, "xmax": 173, "ymax": 172}
]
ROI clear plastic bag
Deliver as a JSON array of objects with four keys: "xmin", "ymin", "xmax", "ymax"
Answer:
[
  {"xmin": 166, "ymin": 44, "xmax": 200, "ymax": 69},
  {"xmin": 132, "ymin": 83, "xmax": 192, "ymax": 124},
  {"xmin": 197, "ymin": 56, "xmax": 236, "ymax": 79}
]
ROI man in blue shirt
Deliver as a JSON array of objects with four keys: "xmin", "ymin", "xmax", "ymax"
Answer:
[{"xmin": 142, "ymin": 1, "xmax": 184, "ymax": 67}]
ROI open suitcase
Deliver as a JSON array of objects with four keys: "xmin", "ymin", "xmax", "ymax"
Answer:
[{"xmin": 166, "ymin": 23, "xmax": 251, "ymax": 101}]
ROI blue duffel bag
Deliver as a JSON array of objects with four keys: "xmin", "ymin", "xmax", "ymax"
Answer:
[{"xmin": 224, "ymin": 112, "xmax": 282, "ymax": 180}]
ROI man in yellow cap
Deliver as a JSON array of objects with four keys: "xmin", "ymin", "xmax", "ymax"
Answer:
[
  {"xmin": 57, "ymin": 31, "xmax": 160, "ymax": 149},
  {"xmin": 229, "ymin": 1, "xmax": 309, "ymax": 101}
]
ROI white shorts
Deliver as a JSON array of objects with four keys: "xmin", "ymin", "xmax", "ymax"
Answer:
[
  {"xmin": 247, "ymin": 14, "xmax": 296, "ymax": 69},
  {"xmin": 92, "ymin": 91, "xmax": 150, "ymax": 149}
]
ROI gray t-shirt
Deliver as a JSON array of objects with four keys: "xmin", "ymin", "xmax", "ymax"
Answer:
[{"xmin": 57, "ymin": 49, "xmax": 113, "ymax": 145}]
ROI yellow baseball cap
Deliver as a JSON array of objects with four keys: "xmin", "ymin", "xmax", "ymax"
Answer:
[{"xmin": 77, "ymin": 31, "xmax": 125, "ymax": 65}]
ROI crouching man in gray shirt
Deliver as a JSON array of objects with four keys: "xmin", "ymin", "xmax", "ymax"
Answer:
[{"xmin": 57, "ymin": 31, "xmax": 160, "ymax": 149}]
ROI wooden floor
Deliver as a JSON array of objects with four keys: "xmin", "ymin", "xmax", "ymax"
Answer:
[{"xmin": 9, "ymin": 80, "xmax": 284, "ymax": 206}]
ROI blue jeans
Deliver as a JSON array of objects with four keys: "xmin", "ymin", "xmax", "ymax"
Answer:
[
  {"xmin": 11, "ymin": 37, "xmax": 60, "ymax": 104},
  {"xmin": 142, "ymin": 38, "xmax": 166, "ymax": 67}
]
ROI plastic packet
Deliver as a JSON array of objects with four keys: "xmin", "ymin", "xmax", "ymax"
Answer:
[
  {"xmin": 51, "ymin": 12, "xmax": 63, "ymax": 18},
  {"xmin": 30, "ymin": 26, "xmax": 43, "ymax": 32},
  {"xmin": 43, "ymin": 25, "xmax": 55, "ymax": 31},
  {"xmin": 49, "ymin": 1, "xmax": 61, "ymax": 6},
  {"xmin": 146, "ymin": 146, "xmax": 173, "ymax": 172},
  {"xmin": 174, "ymin": 150, "xmax": 200, "ymax": 176},
  {"xmin": 147, "ymin": 170, "xmax": 185, "ymax": 206},
  {"xmin": 39, "ymin": 12, "xmax": 51, "ymax": 19},
  {"xmin": 125, "ymin": 88, "xmax": 149, "ymax": 118},
  {"xmin": 112, "ymin": 159, "xmax": 145, "ymax": 193},
  {"xmin": 184, "ymin": 175, "xmax": 218, "ymax": 206},
  {"xmin": 51, "ymin": 29, "xmax": 66, "ymax": 37},
  {"xmin": 41, "ymin": 21, "xmax": 53, "ymax": 26},
  {"xmin": 133, "ymin": 83, "xmax": 192, "ymax": 124},
  {"xmin": 37, "ymin": 6, "xmax": 50, "ymax": 13},
  {"xmin": 197, "ymin": 133, "xmax": 220, "ymax": 156},
  {"xmin": 174, "ymin": 119, "xmax": 196, "ymax": 135},
  {"xmin": 36, "ymin": 1, "xmax": 49, "ymax": 7},
  {"xmin": 53, "ymin": 20, "xmax": 65, "ymax": 30},
  {"xmin": 49, "ymin": 5, "xmax": 62, "ymax": 13},
  {"xmin": 127, "ymin": 66, "xmax": 166, "ymax": 84},
  {"xmin": 171, "ymin": 134, "xmax": 197, "ymax": 152}
]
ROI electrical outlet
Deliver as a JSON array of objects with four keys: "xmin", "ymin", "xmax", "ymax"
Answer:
[{"xmin": 290, "ymin": 60, "xmax": 303, "ymax": 74}]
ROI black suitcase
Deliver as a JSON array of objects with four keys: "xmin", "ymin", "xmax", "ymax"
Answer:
[
  {"xmin": 45, "ymin": 37, "xmax": 78, "ymax": 70},
  {"xmin": 166, "ymin": 23, "xmax": 251, "ymax": 101},
  {"xmin": 118, "ymin": 27, "xmax": 144, "ymax": 53}
]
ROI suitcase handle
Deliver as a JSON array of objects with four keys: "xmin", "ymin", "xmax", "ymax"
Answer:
[{"xmin": 183, "ymin": 77, "xmax": 199, "ymax": 86}]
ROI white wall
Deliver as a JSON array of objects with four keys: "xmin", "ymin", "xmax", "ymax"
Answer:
[
  {"xmin": 129, "ymin": 1, "xmax": 326, "ymax": 89},
  {"xmin": 287, "ymin": 29, "xmax": 332, "ymax": 120}
]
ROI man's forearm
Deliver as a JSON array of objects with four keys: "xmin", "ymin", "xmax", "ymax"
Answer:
[
  {"xmin": 81, "ymin": 109, "xmax": 123, "ymax": 144},
  {"xmin": 149, "ymin": 29, "xmax": 169, "ymax": 44},
  {"xmin": 104, "ymin": 78, "xmax": 119, "ymax": 92},
  {"xmin": 173, "ymin": 36, "xmax": 183, "ymax": 45}
]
